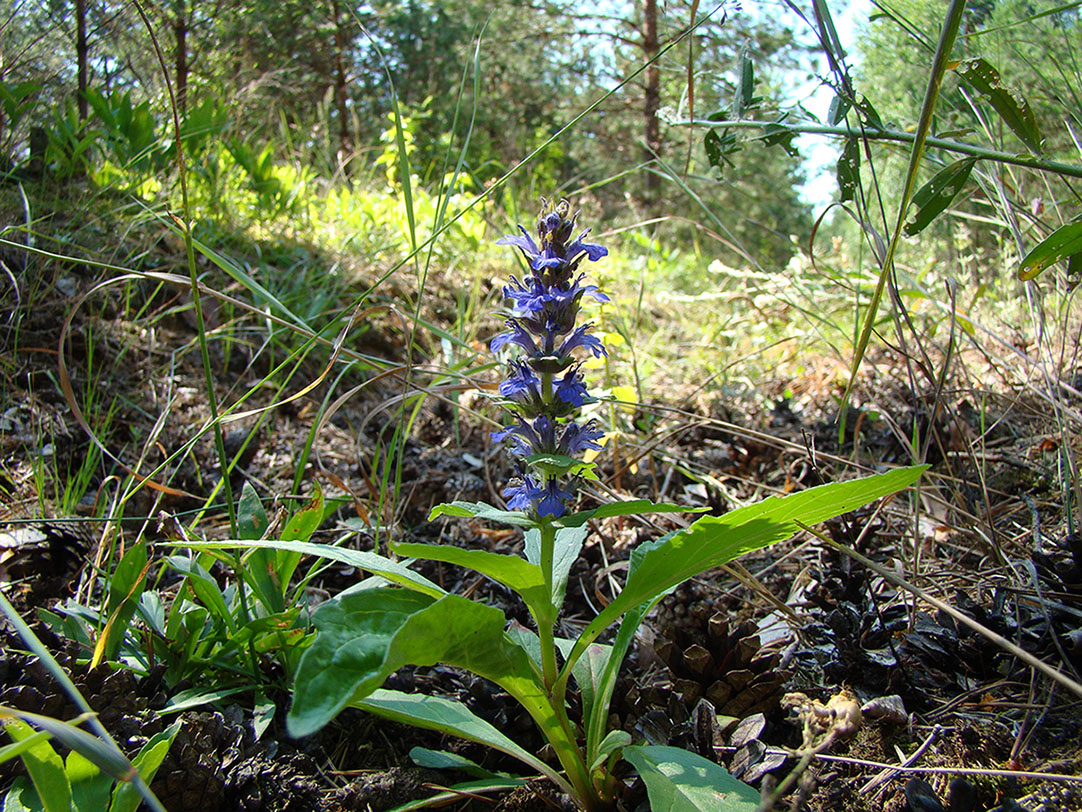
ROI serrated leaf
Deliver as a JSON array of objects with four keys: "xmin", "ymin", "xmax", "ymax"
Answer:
[
  {"xmin": 904, "ymin": 157, "xmax": 977, "ymax": 236},
  {"xmin": 623, "ymin": 745, "xmax": 760, "ymax": 812},
  {"xmin": 837, "ymin": 135, "xmax": 860, "ymax": 203},
  {"xmin": 1018, "ymin": 222, "xmax": 1082, "ymax": 280},
  {"xmin": 950, "ymin": 57, "xmax": 1042, "ymax": 152}
]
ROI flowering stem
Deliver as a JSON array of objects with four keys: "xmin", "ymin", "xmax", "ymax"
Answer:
[{"xmin": 537, "ymin": 520, "xmax": 558, "ymax": 689}]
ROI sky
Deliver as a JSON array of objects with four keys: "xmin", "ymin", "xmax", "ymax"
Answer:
[{"xmin": 775, "ymin": 0, "xmax": 873, "ymax": 209}]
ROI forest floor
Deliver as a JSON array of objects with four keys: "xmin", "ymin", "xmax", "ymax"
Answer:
[{"xmin": 2, "ymin": 193, "xmax": 1081, "ymax": 812}]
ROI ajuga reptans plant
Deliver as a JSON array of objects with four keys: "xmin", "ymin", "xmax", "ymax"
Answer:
[
  {"xmin": 275, "ymin": 199, "xmax": 924, "ymax": 812},
  {"xmin": 491, "ymin": 199, "xmax": 609, "ymax": 518}
]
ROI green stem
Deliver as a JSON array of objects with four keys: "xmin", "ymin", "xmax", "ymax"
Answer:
[
  {"xmin": 681, "ymin": 117, "xmax": 1082, "ymax": 179},
  {"xmin": 537, "ymin": 521, "xmax": 558, "ymax": 689}
]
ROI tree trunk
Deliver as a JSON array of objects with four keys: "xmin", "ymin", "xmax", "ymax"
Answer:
[
  {"xmin": 642, "ymin": 0, "xmax": 661, "ymax": 212},
  {"xmin": 174, "ymin": 0, "xmax": 189, "ymax": 115},
  {"xmin": 76, "ymin": 0, "xmax": 88, "ymax": 120},
  {"xmin": 330, "ymin": 0, "xmax": 352, "ymax": 158}
]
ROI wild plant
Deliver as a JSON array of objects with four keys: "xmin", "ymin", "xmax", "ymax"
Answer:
[{"xmin": 193, "ymin": 200, "xmax": 926, "ymax": 812}]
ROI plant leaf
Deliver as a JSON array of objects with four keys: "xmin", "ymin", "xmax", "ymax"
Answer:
[
  {"xmin": 93, "ymin": 539, "xmax": 148, "ymax": 665},
  {"xmin": 237, "ymin": 482, "xmax": 269, "ymax": 541},
  {"xmin": 287, "ymin": 590, "xmax": 550, "ymax": 739},
  {"xmin": 837, "ymin": 135, "xmax": 860, "ymax": 203},
  {"xmin": 557, "ymin": 500, "xmax": 705, "ymax": 528},
  {"xmin": 565, "ymin": 467, "xmax": 925, "ymax": 671},
  {"xmin": 408, "ymin": 747, "xmax": 525, "ymax": 781},
  {"xmin": 68, "ymin": 750, "xmax": 112, "ymax": 812},
  {"xmin": 1, "ymin": 719, "xmax": 72, "ymax": 812},
  {"xmin": 623, "ymin": 745, "xmax": 760, "ymax": 811},
  {"xmin": 1018, "ymin": 221, "xmax": 1082, "ymax": 280},
  {"xmin": 950, "ymin": 57, "xmax": 1042, "ymax": 153},
  {"xmin": 428, "ymin": 501, "xmax": 538, "ymax": 528},
  {"xmin": 391, "ymin": 541, "xmax": 552, "ymax": 621},
  {"xmin": 108, "ymin": 720, "xmax": 181, "ymax": 812},
  {"xmin": 904, "ymin": 157, "xmax": 977, "ymax": 236},
  {"xmin": 358, "ymin": 690, "xmax": 563, "ymax": 789},
  {"xmin": 524, "ymin": 525, "xmax": 588, "ymax": 607},
  {"xmin": 179, "ymin": 539, "xmax": 444, "ymax": 598}
]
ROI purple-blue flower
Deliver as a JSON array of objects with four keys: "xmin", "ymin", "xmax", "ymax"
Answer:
[
  {"xmin": 491, "ymin": 199, "xmax": 609, "ymax": 519},
  {"xmin": 499, "ymin": 360, "xmax": 541, "ymax": 401},
  {"xmin": 560, "ymin": 420, "xmax": 605, "ymax": 455},
  {"xmin": 555, "ymin": 367, "xmax": 589, "ymax": 407}
]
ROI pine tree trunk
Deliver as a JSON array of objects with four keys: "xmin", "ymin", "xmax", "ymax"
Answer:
[
  {"xmin": 642, "ymin": 0, "xmax": 661, "ymax": 213},
  {"xmin": 76, "ymin": 0, "xmax": 88, "ymax": 120}
]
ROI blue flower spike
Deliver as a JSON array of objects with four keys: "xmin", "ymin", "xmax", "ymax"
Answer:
[{"xmin": 492, "ymin": 199, "xmax": 608, "ymax": 519}]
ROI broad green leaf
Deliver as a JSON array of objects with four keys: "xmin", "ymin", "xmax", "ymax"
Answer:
[
  {"xmin": 1, "ymin": 719, "xmax": 71, "ymax": 812},
  {"xmin": 565, "ymin": 467, "xmax": 925, "ymax": 671},
  {"xmin": 408, "ymin": 747, "xmax": 525, "ymax": 781},
  {"xmin": 428, "ymin": 501, "xmax": 538, "ymax": 528},
  {"xmin": 1018, "ymin": 221, "xmax": 1082, "ymax": 280},
  {"xmin": 108, "ymin": 720, "xmax": 181, "ymax": 812},
  {"xmin": 904, "ymin": 158, "xmax": 977, "ymax": 236},
  {"xmin": 557, "ymin": 500, "xmax": 706, "ymax": 529},
  {"xmin": 0, "ymin": 732, "xmax": 52, "ymax": 766},
  {"xmin": 524, "ymin": 524, "xmax": 588, "ymax": 607},
  {"xmin": 179, "ymin": 539, "xmax": 444, "ymax": 598},
  {"xmin": 950, "ymin": 58, "xmax": 1042, "ymax": 153},
  {"xmin": 67, "ymin": 750, "xmax": 112, "ymax": 812},
  {"xmin": 287, "ymin": 590, "xmax": 554, "ymax": 742},
  {"xmin": 623, "ymin": 745, "xmax": 760, "ymax": 812},
  {"xmin": 3, "ymin": 777, "xmax": 43, "ymax": 812},
  {"xmin": 358, "ymin": 690, "xmax": 565, "ymax": 791},
  {"xmin": 837, "ymin": 135, "xmax": 860, "ymax": 204},
  {"xmin": 237, "ymin": 482, "xmax": 269, "ymax": 541},
  {"xmin": 390, "ymin": 541, "xmax": 550, "ymax": 619}
]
